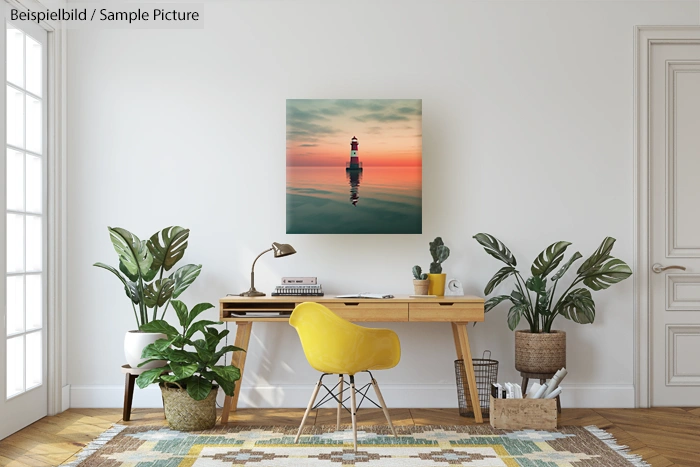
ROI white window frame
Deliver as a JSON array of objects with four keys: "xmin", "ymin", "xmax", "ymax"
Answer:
[{"xmin": 4, "ymin": 0, "xmax": 67, "ymax": 415}]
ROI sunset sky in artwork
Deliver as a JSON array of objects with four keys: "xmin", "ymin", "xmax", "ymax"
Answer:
[{"xmin": 286, "ymin": 99, "xmax": 422, "ymax": 167}]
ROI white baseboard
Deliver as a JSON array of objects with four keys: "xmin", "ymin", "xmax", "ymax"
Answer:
[
  {"xmin": 62, "ymin": 384, "xmax": 71, "ymax": 412},
  {"xmin": 69, "ymin": 383, "xmax": 635, "ymax": 409}
]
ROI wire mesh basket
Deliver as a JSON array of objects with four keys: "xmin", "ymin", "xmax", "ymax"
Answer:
[{"xmin": 455, "ymin": 350, "xmax": 498, "ymax": 417}]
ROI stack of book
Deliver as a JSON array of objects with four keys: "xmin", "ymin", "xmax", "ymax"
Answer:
[{"xmin": 271, "ymin": 277, "xmax": 324, "ymax": 297}]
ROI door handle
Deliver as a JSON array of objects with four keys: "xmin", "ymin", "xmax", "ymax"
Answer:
[{"xmin": 652, "ymin": 263, "xmax": 687, "ymax": 273}]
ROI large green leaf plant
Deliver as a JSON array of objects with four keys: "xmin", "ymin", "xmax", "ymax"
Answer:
[
  {"xmin": 135, "ymin": 300, "xmax": 244, "ymax": 400},
  {"xmin": 94, "ymin": 226, "xmax": 202, "ymax": 327},
  {"xmin": 474, "ymin": 233, "xmax": 632, "ymax": 333}
]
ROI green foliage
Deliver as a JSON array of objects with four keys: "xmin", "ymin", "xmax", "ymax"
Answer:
[
  {"xmin": 412, "ymin": 265, "xmax": 428, "ymax": 280},
  {"xmin": 135, "ymin": 300, "xmax": 244, "ymax": 400},
  {"xmin": 94, "ymin": 226, "xmax": 202, "ymax": 327},
  {"xmin": 473, "ymin": 234, "xmax": 632, "ymax": 332},
  {"xmin": 429, "ymin": 237, "xmax": 451, "ymax": 274}
]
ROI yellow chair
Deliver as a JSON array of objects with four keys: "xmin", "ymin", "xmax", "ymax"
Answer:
[{"xmin": 289, "ymin": 302, "xmax": 401, "ymax": 451}]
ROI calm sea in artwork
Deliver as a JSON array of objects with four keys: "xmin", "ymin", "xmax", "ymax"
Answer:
[{"xmin": 286, "ymin": 166, "xmax": 422, "ymax": 234}]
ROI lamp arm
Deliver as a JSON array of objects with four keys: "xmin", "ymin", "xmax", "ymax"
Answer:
[
  {"xmin": 249, "ymin": 247, "xmax": 273, "ymax": 291},
  {"xmin": 250, "ymin": 248, "xmax": 273, "ymax": 274}
]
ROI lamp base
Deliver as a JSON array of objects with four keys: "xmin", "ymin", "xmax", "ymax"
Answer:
[{"xmin": 240, "ymin": 289, "xmax": 266, "ymax": 297}]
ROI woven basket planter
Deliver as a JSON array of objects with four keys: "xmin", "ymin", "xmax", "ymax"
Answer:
[
  {"xmin": 161, "ymin": 384, "xmax": 218, "ymax": 431},
  {"xmin": 514, "ymin": 330, "xmax": 566, "ymax": 374}
]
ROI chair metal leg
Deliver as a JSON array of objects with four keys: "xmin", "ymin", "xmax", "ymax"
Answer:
[
  {"xmin": 295, "ymin": 380, "xmax": 321, "ymax": 444},
  {"xmin": 371, "ymin": 378, "xmax": 396, "ymax": 437},
  {"xmin": 350, "ymin": 375, "xmax": 357, "ymax": 452},
  {"xmin": 337, "ymin": 374, "xmax": 344, "ymax": 431}
]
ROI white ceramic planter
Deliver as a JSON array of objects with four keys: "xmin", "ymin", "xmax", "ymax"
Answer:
[{"xmin": 124, "ymin": 330, "xmax": 167, "ymax": 369}]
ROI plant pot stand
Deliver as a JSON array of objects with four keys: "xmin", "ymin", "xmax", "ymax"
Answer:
[
  {"xmin": 121, "ymin": 364, "xmax": 167, "ymax": 421},
  {"xmin": 520, "ymin": 371, "xmax": 561, "ymax": 414}
]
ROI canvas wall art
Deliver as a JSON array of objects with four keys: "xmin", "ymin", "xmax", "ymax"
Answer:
[{"xmin": 286, "ymin": 99, "xmax": 422, "ymax": 234}]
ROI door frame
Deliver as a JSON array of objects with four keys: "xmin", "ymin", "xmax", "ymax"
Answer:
[
  {"xmin": 3, "ymin": 0, "xmax": 67, "ymax": 415},
  {"xmin": 634, "ymin": 26, "xmax": 700, "ymax": 408}
]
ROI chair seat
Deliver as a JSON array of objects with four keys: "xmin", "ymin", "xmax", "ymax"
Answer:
[{"xmin": 289, "ymin": 302, "xmax": 400, "ymax": 375}]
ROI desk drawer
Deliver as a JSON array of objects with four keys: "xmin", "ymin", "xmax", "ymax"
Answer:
[
  {"xmin": 409, "ymin": 302, "xmax": 484, "ymax": 322},
  {"xmin": 324, "ymin": 302, "xmax": 408, "ymax": 322}
]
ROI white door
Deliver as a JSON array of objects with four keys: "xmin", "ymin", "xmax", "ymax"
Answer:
[
  {"xmin": 650, "ymin": 36, "xmax": 700, "ymax": 406},
  {"xmin": 0, "ymin": 5, "xmax": 48, "ymax": 439}
]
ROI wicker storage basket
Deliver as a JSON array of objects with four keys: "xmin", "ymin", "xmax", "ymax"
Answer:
[
  {"xmin": 515, "ymin": 330, "xmax": 566, "ymax": 374},
  {"xmin": 161, "ymin": 384, "xmax": 218, "ymax": 431}
]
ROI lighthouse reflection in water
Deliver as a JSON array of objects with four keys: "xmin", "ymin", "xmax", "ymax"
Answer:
[
  {"xmin": 347, "ymin": 170, "xmax": 362, "ymax": 206},
  {"xmin": 286, "ymin": 99, "xmax": 422, "ymax": 234}
]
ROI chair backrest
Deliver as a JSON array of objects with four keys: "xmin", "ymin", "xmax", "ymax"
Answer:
[{"xmin": 289, "ymin": 302, "xmax": 401, "ymax": 375}]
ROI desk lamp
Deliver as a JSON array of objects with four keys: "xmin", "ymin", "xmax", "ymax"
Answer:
[{"xmin": 240, "ymin": 242, "xmax": 296, "ymax": 297}]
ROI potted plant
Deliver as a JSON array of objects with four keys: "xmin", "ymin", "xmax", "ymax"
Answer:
[
  {"xmin": 428, "ymin": 237, "xmax": 450, "ymax": 296},
  {"xmin": 412, "ymin": 266, "xmax": 429, "ymax": 295},
  {"xmin": 94, "ymin": 226, "xmax": 202, "ymax": 369},
  {"xmin": 135, "ymin": 300, "xmax": 244, "ymax": 430},
  {"xmin": 474, "ymin": 233, "xmax": 632, "ymax": 374}
]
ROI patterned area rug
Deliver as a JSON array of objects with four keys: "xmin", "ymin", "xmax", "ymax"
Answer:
[{"xmin": 63, "ymin": 424, "xmax": 649, "ymax": 466}]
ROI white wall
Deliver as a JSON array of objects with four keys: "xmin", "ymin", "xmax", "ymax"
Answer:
[{"xmin": 66, "ymin": 0, "xmax": 699, "ymax": 409}]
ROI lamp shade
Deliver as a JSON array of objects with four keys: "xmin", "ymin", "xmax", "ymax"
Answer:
[{"xmin": 272, "ymin": 242, "xmax": 296, "ymax": 258}]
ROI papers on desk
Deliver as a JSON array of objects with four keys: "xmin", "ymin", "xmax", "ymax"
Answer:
[{"xmin": 335, "ymin": 293, "xmax": 395, "ymax": 299}]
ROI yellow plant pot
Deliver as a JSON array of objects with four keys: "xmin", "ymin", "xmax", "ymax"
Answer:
[{"xmin": 428, "ymin": 273, "xmax": 446, "ymax": 296}]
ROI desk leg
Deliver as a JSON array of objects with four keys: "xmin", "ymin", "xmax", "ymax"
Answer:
[
  {"xmin": 221, "ymin": 321, "xmax": 253, "ymax": 424},
  {"xmin": 453, "ymin": 322, "xmax": 483, "ymax": 423},
  {"xmin": 451, "ymin": 323, "xmax": 463, "ymax": 360}
]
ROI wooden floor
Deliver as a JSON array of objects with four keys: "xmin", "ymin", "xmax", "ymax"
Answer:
[{"xmin": 0, "ymin": 407, "xmax": 699, "ymax": 466}]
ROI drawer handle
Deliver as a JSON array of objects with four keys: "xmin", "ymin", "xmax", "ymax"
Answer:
[
  {"xmin": 439, "ymin": 303, "xmax": 454, "ymax": 306},
  {"xmin": 344, "ymin": 302, "xmax": 360, "ymax": 306}
]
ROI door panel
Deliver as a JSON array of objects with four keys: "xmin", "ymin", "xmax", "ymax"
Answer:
[
  {"xmin": 650, "ymin": 43, "xmax": 700, "ymax": 406},
  {"xmin": 667, "ymin": 62, "xmax": 700, "ymax": 256},
  {"xmin": 667, "ymin": 274, "xmax": 700, "ymax": 310},
  {"xmin": 666, "ymin": 325, "xmax": 700, "ymax": 386}
]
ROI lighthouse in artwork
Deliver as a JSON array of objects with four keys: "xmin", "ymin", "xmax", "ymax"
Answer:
[{"xmin": 346, "ymin": 136, "xmax": 363, "ymax": 171}]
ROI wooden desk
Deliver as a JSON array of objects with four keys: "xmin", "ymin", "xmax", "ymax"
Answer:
[{"xmin": 219, "ymin": 295, "xmax": 485, "ymax": 424}]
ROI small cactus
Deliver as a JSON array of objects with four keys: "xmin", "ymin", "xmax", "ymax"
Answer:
[
  {"xmin": 413, "ymin": 265, "xmax": 428, "ymax": 280},
  {"xmin": 429, "ymin": 237, "xmax": 450, "ymax": 274}
]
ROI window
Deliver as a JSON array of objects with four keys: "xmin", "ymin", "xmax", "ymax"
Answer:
[{"xmin": 5, "ymin": 23, "xmax": 45, "ymax": 399}]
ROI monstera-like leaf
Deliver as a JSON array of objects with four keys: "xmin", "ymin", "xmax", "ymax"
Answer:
[
  {"xmin": 531, "ymin": 241, "xmax": 571, "ymax": 277},
  {"xmin": 171, "ymin": 264, "xmax": 202, "ymax": 299},
  {"xmin": 148, "ymin": 227, "xmax": 190, "ymax": 273},
  {"xmin": 473, "ymin": 233, "xmax": 516, "ymax": 266},
  {"xmin": 507, "ymin": 304, "xmax": 528, "ymax": 330},
  {"xmin": 559, "ymin": 288, "xmax": 596, "ymax": 324},
  {"xmin": 93, "ymin": 262, "xmax": 139, "ymax": 304},
  {"xmin": 108, "ymin": 227, "xmax": 155, "ymax": 281},
  {"xmin": 143, "ymin": 278, "xmax": 174, "ymax": 308},
  {"xmin": 551, "ymin": 252, "xmax": 582, "ymax": 282},
  {"xmin": 581, "ymin": 257, "xmax": 632, "ymax": 291},
  {"xmin": 577, "ymin": 237, "xmax": 616, "ymax": 275},
  {"xmin": 484, "ymin": 266, "xmax": 516, "ymax": 295},
  {"xmin": 484, "ymin": 295, "xmax": 512, "ymax": 312}
]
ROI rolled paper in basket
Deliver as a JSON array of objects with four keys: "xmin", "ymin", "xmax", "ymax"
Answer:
[
  {"xmin": 526, "ymin": 382, "xmax": 541, "ymax": 398},
  {"xmin": 533, "ymin": 383, "xmax": 548, "ymax": 399},
  {"xmin": 544, "ymin": 387, "xmax": 562, "ymax": 399},
  {"xmin": 543, "ymin": 367, "xmax": 567, "ymax": 398}
]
